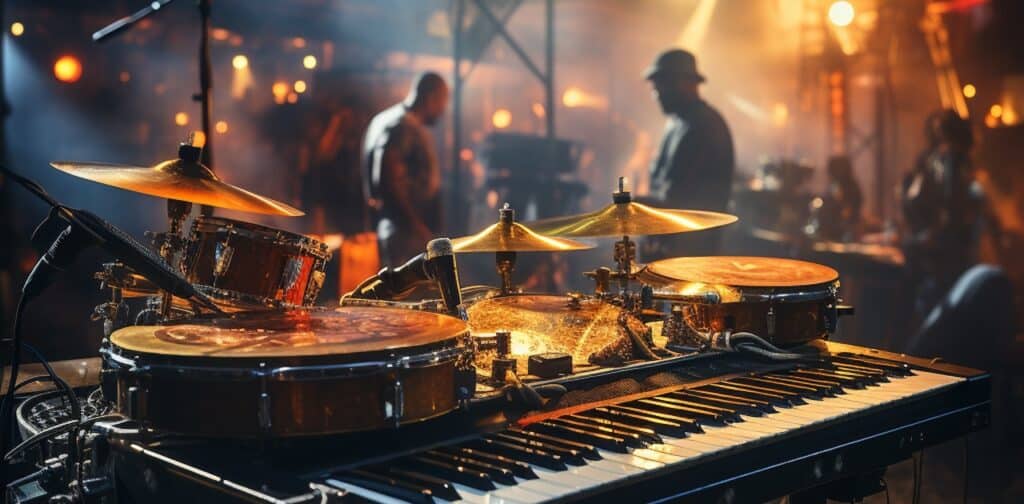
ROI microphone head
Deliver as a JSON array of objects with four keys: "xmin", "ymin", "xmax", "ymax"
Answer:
[{"xmin": 426, "ymin": 237, "xmax": 454, "ymax": 259}]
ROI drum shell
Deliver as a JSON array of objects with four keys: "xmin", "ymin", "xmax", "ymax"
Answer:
[
  {"xmin": 103, "ymin": 347, "xmax": 460, "ymax": 438},
  {"xmin": 184, "ymin": 217, "xmax": 329, "ymax": 308},
  {"xmin": 680, "ymin": 296, "xmax": 833, "ymax": 345}
]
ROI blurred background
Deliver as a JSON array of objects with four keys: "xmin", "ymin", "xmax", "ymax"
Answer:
[{"xmin": 0, "ymin": 0, "xmax": 1022, "ymax": 499}]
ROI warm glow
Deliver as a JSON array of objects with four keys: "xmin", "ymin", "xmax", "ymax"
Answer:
[
  {"xmin": 492, "ymin": 109, "xmax": 512, "ymax": 129},
  {"xmin": 984, "ymin": 114, "xmax": 999, "ymax": 128},
  {"xmin": 990, "ymin": 104, "xmax": 1003, "ymax": 118},
  {"xmin": 562, "ymin": 87, "xmax": 584, "ymax": 108},
  {"xmin": 53, "ymin": 55, "xmax": 83, "ymax": 83},
  {"xmin": 211, "ymin": 28, "xmax": 230, "ymax": 41},
  {"xmin": 292, "ymin": 37, "xmax": 306, "ymax": 48},
  {"xmin": 10, "ymin": 22, "xmax": 24, "ymax": 37},
  {"xmin": 287, "ymin": 92, "xmax": 298, "ymax": 104},
  {"xmin": 294, "ymin": 80, "xmax": 307, "ymax": 93},
  {"xmin": 215, "ymin": 121, "xmax": 229, "ymax": 134},
  {"xmin": 460, "ymin": 148, "xmax": 473, "ymax": 161},
  {"xmin": 532, "ymin": 102, "xmax": 546, "ymax": 118},
  {"xmin": 174, "ymin": 112, "xmax": 189, "ymax": 126},
  {"xmin": 1003, "ymin": 106, "xmax": 1019, "ymax": 126},
  {"xmin": 962, "ymin": 84, "xmax": 976, "ymax": 99},
  {"xmin": 828, "ymin": 1, "xmax": 855, "ymax": 27},
  {"xmin": 303, "ymin": 55, "xmax": 318, "ymax": 69},
  {"xmin": 272, "ymin": 82, "xmax": 289, "ymax": 104},
  {"xmin": 772, "ymin": 102, "xmax": 789, "ymax": 127},
  {"xmin": 119, "ymin": 71, "xmax": 131, "ymax": 83},
  {"xmin": 192, "ymin": 130, "xmax": 207, "ymax": 148},
  {"xmin": 232, "ymin": 54, "xmax": 248, "ymax": 70}
]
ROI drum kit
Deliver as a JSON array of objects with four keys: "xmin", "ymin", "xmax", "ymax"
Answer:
[{"xmin": 34, "ymin": 142, "xmax": 848, "ymax": 440}]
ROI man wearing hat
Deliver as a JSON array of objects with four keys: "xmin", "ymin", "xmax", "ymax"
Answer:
[{"xmin": 642, "ymin": 48, "xmax": 734, "ymax": 257}]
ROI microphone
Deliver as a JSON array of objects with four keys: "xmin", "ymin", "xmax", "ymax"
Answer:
[{"xmin": 345, "ymin": 238, "xmax": 463, "ymax": 316}]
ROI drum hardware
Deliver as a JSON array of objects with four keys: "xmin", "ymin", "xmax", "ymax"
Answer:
[{"xmin": 452, "ymin": 203, "xmax": 593, "ymax": 295}]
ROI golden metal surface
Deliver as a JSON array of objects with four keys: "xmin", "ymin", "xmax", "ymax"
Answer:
[
  {"xmin": 110, "ymin": 307, "xmax": 467, "ymax": 358},
  {"xmin": 452, "ymin": 221, "xmax": 593, "ymax": 253},
  {"xmin": 51, "ymin": 159, "xmax": 303, "ymax": 216},
  {"xmin": 467, "ymin": 295, "xmax": 627, "ymax": 372},
  {"xmin": 644, "ymin": 256, "xmax": 839, "ymax": 288},
  {"xmin": 525, "ymin": 202, "xmax": 737, "ymax": 238}
]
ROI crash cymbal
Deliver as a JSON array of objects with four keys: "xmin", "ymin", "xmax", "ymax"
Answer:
[
  {"xmin": 525, "ymin": 201, "xmax": 737, "ymax": 238},
  {"xmin": 453, "ymin": 204, "xmax": 593, "ymax": 253},
  {"xmin": 51, "ymin": 148, "xmax": 303, "ymax": 216}
]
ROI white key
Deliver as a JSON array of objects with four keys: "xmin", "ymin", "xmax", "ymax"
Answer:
[{"xmin": 324, "ymin": 479, "xmax": 408, "ymax": 504}]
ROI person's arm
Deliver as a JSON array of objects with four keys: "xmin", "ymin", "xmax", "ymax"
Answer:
[{"xmin": 378, "ymin": 135, "xmax": 433, "ymax": 242}]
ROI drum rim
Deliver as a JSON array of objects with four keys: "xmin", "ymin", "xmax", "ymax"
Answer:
[{"xmin": 190, "ymin": 215, "xmax": 330, "ymax": 258}]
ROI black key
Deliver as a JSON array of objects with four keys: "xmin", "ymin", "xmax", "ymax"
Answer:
[
  {"xmin": 567, "ymin": 414, "xmax": 662, "ymax": 444},
  {"xmin": 384, "ymin": 467, "xmax": 462, "ymax": 502},
  {"xmin": 651, "ymin": 394, "xmax": 743, "ymax": 421},
  {"xmin": 726, "ymin": 378, "xmax": 811, "ymax": 402},
  {"xmin": 705, "ymin": 382, "xmax": 801, "ymax": 406},
  {"xmin": 469, "ymin": 438, "xmax": 567, "ymax": 471},
  {"xmin": 546, "ymin": 417, "xmax": 645, "ymax": 448},
  {"xmin": 735, "ymin": 376, "xmax": 829, "ymax": 399},
  {"xmin": 767, "ymin": 373, "xmax": 844, "ymax": 394},
  {"xmin": 606, "ymin": 404, "xmax": 708, "ymax": 432},
  {"xmin": 833, "ymin": 355, "xmax": 913, "ymax": 376},
  {"xmin": 669, "ymin": 391, "xmax": 765, "ymax": 417},
  {"xmin": 492, "ymin": 432, "xmax": 587, "ymax": 466},
  {"xmin": 403, "ymin": 456, "xmax": 496, "ymax": 491},
  {"xmin": 578, "ymin": 407, "xmax": 699, "ymax": 437},
  {"xmin": 440, "ymin": 446, "xmax": 539, "ymax": 479},
  {"xmin": 337, "ymin": 469, "xmax": 435, "ymax": 503},
  {"xmin": 527, "ymin": 420, "xmax": 632, "ymax": 452},
  {"xmin": 684, "ymin": 389, "xmax": 776, "ymax": 414},
  {"xmin": 794, "ymin": 369, "xmax": 869, "ymax": 388},
  {"xmin": 832, "ymin": 363, "xmax": 890, "ymax": 382},
  {"xmin": 720, "ymin": 379, "xmax": 806, "ymax": 403},
  {"xmin": 506, "ymin": 427, "xmax": 602, "ymax": 460},
  {"xmin": 630, "ymin": 398, "xmax": 728, "ymax": 425},
  {"xmin": 424, "ymin": 450, "xmax": 517, "ymax": 485}
]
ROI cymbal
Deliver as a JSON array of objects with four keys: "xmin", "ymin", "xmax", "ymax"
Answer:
[
  {"xmin": 110, "ymin": 307, "xmax": 468, "ymax": 358},
  {"xmin": 50, "ymin": 159, "xmax": 304, "ymax": 216},
  {"xmin": 452, "ymin": 205, "xmax": 593, "ymax": 253},
  {"xmin": 525, "ymin": 201, "xmax": 737, "ymax": 238},
  {"xmin": 643, "ymin": 256, "xmax": 839, "ymax": 288}
]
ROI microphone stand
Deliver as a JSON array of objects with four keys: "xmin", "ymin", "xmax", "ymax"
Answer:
[{"xmin": 92, "ymin": 0, "xmax": 215, "ymax": 210}]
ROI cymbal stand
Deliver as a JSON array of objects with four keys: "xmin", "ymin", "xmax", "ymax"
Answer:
[
  {"xmin": 611, "ymin": 177, "xmax": 638, "ymax": 293},
  {"xmin": 495, "ymin": 205, "xmax": 518, "ymax": 295}
]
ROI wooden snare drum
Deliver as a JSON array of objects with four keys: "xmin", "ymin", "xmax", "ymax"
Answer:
[
  {"xmin": 640, "ymin": 256, "xmax": 841, "ymax": 346},
  {"xmin": 183, "ymin": 216, "xmax": 330, "ymax": 309},
  {"xmin": 103, "ymin": 307, "xmax": 473, "ymax": 438}
]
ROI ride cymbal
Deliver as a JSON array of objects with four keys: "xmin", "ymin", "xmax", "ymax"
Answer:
[
  {"xmin": 453, "ymin": 204, "xmax": 593, "ymax": 253},
  {"xmin": 525, "ymin": 201, "xmax": 737, "ymax": 238},
  {"xmin": 51, "ymin": 151, "xmax": 303, "ymax": 216}
]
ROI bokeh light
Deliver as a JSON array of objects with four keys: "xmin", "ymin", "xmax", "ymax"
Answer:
[
  {"xmin": 294, "ymin": 80, "xmax": 307, "ymax": 93},
  {"xmin": 303, "ymin": 55, "xmax": 317, "ymax": 69},
  {"xmin": 215, "ymin": 121, "xmax": 229, "ymax": 134},
  {"xmin": 232, "ymin": 55, "xmax": 249, "ymax": 70},
  {"xmin": 10, "ymin": 22, "xmax": 24, "ymax": 37},
  {"xmin": 828, "ymin": 1, "xmax": 855, "ymax": 27},
  {"xmin": 962, "ymin": 84, "xmax": 976, "ymax": 99},
  {"xmin": 53, "ymin": 55, "xmax": 83, "ymax": 83},
  {"xmin": 492, "ymin": 109, "xmax": 512, "ymax": 129},
  {"xmin": 174, "ymin": 112, "xmax": 189, "ymax": 126}
]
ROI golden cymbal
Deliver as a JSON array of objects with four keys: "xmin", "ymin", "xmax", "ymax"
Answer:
[
  {"xmin": 50, "ymin": 158, "xmax": 304, "ymax": 217},
  {"xmin": 525, "ymin": 201, "xmax": 737, "ymax": 238},
  {"xmin": 453, "ymin": 205, "xmax": 593, "ymax": 253},
  {"xmin": 642, "ymin": 256, "xmax": 839, "ymax": 288}
]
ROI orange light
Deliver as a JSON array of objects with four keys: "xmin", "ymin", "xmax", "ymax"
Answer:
[
  {"xmin": 53, "ymin": 55, "xmax": 82, "ymax": 83},
  {"xmin": 292, "ymin": 37, "xmax": 306, "ymax": 48},
  {"xmin": 293, "ymin": 80, "xmax": 307, "ymax": 93},
  {"xmin": 211, "ymin": 28, "xmax": 230, "ymax": 41},
  {"xmin": 119, "ymin": 71, "xmax": 131, "ymax": 83},
  {"xmin": 174, "ymin": 112, "xmax": 189, "ymax": 126},
  {"xmin": 10, "ymin": 22, "xmax": 24, "ymax": 37},
  {"xmin": 215, "ymin": 121, "xmax": 228, "ymax": 134},
  {"xmin": 192, "ymin": 130, "xmax": 207, "ymax": 148},
  {"xmin": 828, "ymin": 1, "xmax": 855, "ymax": 27},
  {"xmin": 492, "ymin": 109, "xmax": 512, "ymax": 129},
  {"xmin": 272, "ymin": 82, "xmax": 289, "ymax": 104},
  {"xmin": 232, "ymin": 55, "xmax": 248, "ymax": 70},
  {"xmin": 286, "ymin": 92, "xmax": 298, "ymax": 104},
  {"xmin": 532, "ymin": 102, "xmax": 546, "ymax": 118},
  {"xmin": 562, "ymin": 87, "xmax": 584, "ymax": 108},
  {"xmin": 772, "ymin": 102, "xmax": 789, "ymax": 127},
  {"xmin": 303, "ymin": 55, "xmax": 317, "ymax": 69},
  {"xmin": 459, "ymin": 148, "xmax": 473, "ymax": 161},
  {"xmin": 962, "ymin": 84, "xmax": 976, "ymax": 99},
  {"xmin": 984, "ymin": 113, "xmax": 999, "ymax": 128},
  {"xmin": 990, "ymin": 104, "xmax": 1003, "ymax": 118}
]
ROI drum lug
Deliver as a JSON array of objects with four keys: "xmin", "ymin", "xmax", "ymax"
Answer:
[
  {"xmin": 766, "ymin": 306, "xmax": 776, "ymax": 336},
  {"xmin": 126, "ymin": 385, "xmax": 147, "ymax": 420},
  {"xmin": 385, "ymin": 378, "xmax": 404, "ymax": 428},
  {"xmin": 257, "ymin": 392, "xmax": 272, "ymax": 431}
]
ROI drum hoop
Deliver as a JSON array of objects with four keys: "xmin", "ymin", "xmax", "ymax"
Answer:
[
  {"xmin": 191, "ymin": 216, "xmax": 330, "ymax": 259},
  {"xmin": 103, "ymin": 340, "xmax": 468, "ymax": 382},
  {"xmin": 652, "ymin": 280, "xmax": 839, "ymax": 304}
]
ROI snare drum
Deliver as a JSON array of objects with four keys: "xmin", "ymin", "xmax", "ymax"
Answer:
[
  {"xmin": 183, "ymin": 216, "xmax": 329, "ymax": 309},
  {"xmin": 640, "ymin": 256, "xmax": 841, "ymax": 346},
  {"xmin": 103, "ymin": 307, "xmax": 473, "ymax": 437}
]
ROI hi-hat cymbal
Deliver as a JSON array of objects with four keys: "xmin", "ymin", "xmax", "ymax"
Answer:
[
  {"xmin": 50, "ymin": 158, "xmax": 304, "ymax": 217},
  {"xmin": 525, "ymin": 201, "xmax": 737, "ymax": 238},
  {"xmin": 452, "ymin": 205, "xmax": 593, "ymax": 253}
]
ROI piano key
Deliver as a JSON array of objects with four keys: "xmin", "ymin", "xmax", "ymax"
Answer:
[
  {"xmin": 403, "ymin": 456, "xmax": 496, "ymax": 491},
  {"xmin": 733, "ymin": 376, "xmax": 830, "ymax": 398},
  {"xmin": 424, "ymin": 451, "xmax": 518, "ymax": 485},
  {"xmin": 384, "ymin": 467, "xmax": 463, "ymax": 501},
  {"xmin": 546, "ymin": 417, "xmax": 647, "ymax": 447},
  {"xmin": 631, "ymin": 398, "xmax": 728, "ymax": 425},
  {"xmin": 683, "ymin": 388, "xmax": 776, "ymax": 413},
  {"xmin": 564, "ymin": 414, "xmax": 663, "ymax": 443},
  {"xmin": 816, "ymin": 367, "xmax": 883, "ymax": 384},
  {"xmin": 761, "ymin": 374, "xmax": 843, "ymax": 395},
  {"xmin": 505, "ymin": 428, "xmax": 602, "ymax": 460},
  {"xmin": 601, "ymin": 405, "xmax": 704, "ymax": 433},
  {"xmin": 831, "ymin": 361, "xmax": 891, "ymax": 378},
  {"xmin": 528, "ymin": 420, "xmax": 634, "ymax": 452},
  {"xmin": 335, "ymin": 469, "xmax": 437, "ymax": 503},
  {"xmin": 491, "ymin": 432, "xmax": 588, "ymax": 466},
  {"xmin": 669, "ymin": 390, "xmax": 766, "ymax": 416},
  {"xmin": 647, "ymin": 394, "xmax": 744, "ymax": 420},
  {"xmin": 439, "ymin": 447, "xmax": 539, "ymax": 479},
  {"xmin": 833, "ymin": 355, "xmax": 913, "ymax": 376},
  {"xmin": 790, "ymin": 369, "xmax": 867, "ymax": 388},
  {"xmin": 487, "ymin": 484, "xmax": 557, "ymax": 503},
  {"xmin": 577, "ymin": 407, "xmax": 699, "ymax": 437},
  {"xmin": 702, "ymin": 383, "xmax": 795, "ymax": 407},
  {"xmin": 326, "ymin": 478, "xmax": 413, "ymax": 504},
  {"xmin": 724, "ymin": 379, "xmax": 812, "ymax": 401},
  {"xmin": 469, "ymin": 438, "xmax": 568, "ymax": 471}
]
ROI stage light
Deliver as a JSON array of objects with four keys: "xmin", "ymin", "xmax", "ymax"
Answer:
[
  {"xmin": 303, "ymin": 55, "xmax": 317, "ymax": 69},
  {"xmin": 492, "ymin": 109, "xmax": 511, "ymax": 129},
  {"xmin": 211, "ymin": 28, "xmax": 230, "ymax": 41},
  {"xmin": 272, "ymin": 82, "xmax": 289, "ymax": 104},
  {"xmin": 53, "ymin": 55, "xmax": 82, "ymax": 83},
  {"xmin": 828, "ymin": 1, "xmax": 855, "ymax": 27},
  {"xmin": 215, "ymin": 121, "xmax": 228, "ymax": 134},
  {"xmin": 10, "ymin": 22, "xmax": 24, "ymax": 37},
  {"xmin": 292, "ymin": 37, "xmax": 306, "ymax": 48},
  {"xmin": 192, "ymin": 130, "xmax": 206, "ymax": 147},
  {"xmin": 174, "ymin": 112, "xmax": 189, "ymax": 126},
  {"xmin": 984, "ymin": 113, "xmax": 999, "ymax": 128},
  {"xmin": 562, "ymin": 87, "xmax": 584, "ymax": 108},
  {"xmin": 532, "ymin": 102, "xmax": 546, "ymax": 118},
  {"xmin": 294, "ymin": 80, "xmax": 307, "ymax": 93},
  {"xmin": 990, "ymin": 104, "xmax": 1003, "ymax": 118},
  {"xmin": 962, "ymin": 84, "xmax": 976, "ymax": 99},
  {"xmin": 232, "ymin": 55, "xmax": 248, "ymax": 70}
]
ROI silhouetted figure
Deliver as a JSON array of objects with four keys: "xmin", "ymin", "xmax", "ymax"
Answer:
[
  {"xmin": 363, "ymin": 72, "xmax": 449, "ymax": 266},
  {"xmin": 807, "ymin": 155, "xmax": 862, "ymax": 241},
  {"xmin": 641, "ymin": 49, "xmax": 734, "ymax": 258}
]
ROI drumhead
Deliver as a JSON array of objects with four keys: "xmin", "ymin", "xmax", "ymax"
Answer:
[
  {"xmin": 109, "ymin": 306, "xmax": 468, "ymax": 361},
  {"xmin": 645, "ymin": 256, "xmax": 839, "ymax": 288},
  {"xmin": 192, "ymin": 216, "xmax": 329, "ymax": 259}
]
